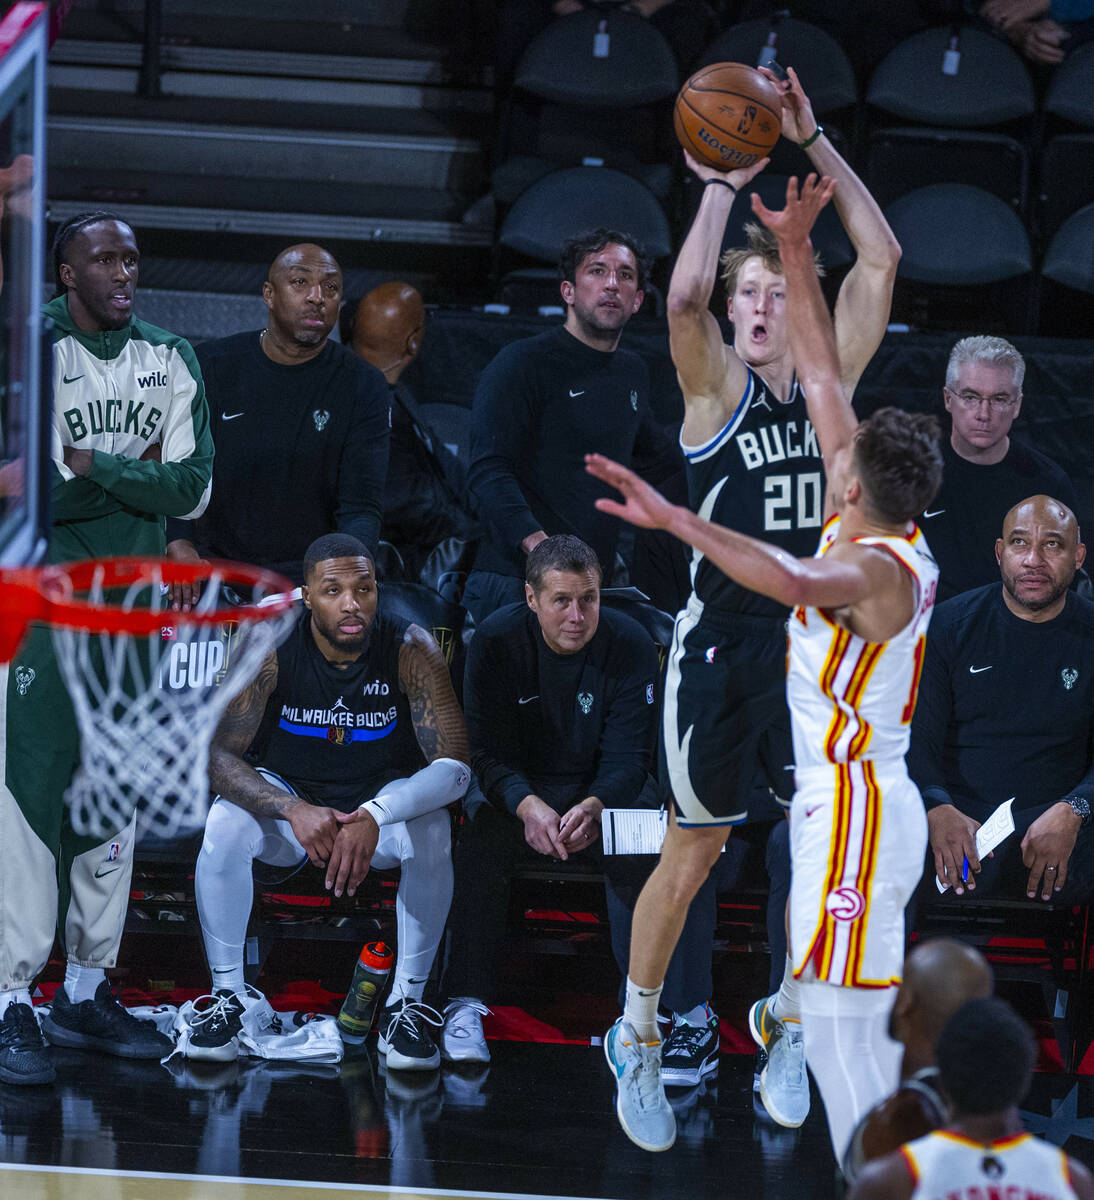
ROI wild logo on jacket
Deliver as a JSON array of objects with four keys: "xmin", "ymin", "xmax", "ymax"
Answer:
[
  {"xmin": 313, "ymin": 409, "xmax": 330, "ymax": 432},
  {"xmin": 14, "ymin": 666, "xmax": 35, "ymax": 695},
  {"xmin": 1062, "ymin": 667, "xmax": 1079, "ymax": 690},
  {"xmin": 578, "ymin": 691, "xmax": 594, "ymax": 715}
]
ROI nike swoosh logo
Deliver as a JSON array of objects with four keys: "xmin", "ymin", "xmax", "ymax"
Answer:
[
  {"xmin": 969, "ymin": 665, "xmax": 992, "ymax": 674},
  {"xmin": 94, "ymin": 865, "xmax": 121, "ymax": 878},
  {"xmin": 569, "ymin": 389, "xmax": 584, "ymax": 397},
  {"xmin": 518, "ymin": 695, "xmax": 539, "ymax": 705},
  {"xmin": 63, "ymin": 373, "xmax": 84, "ymax": 384},
  {"xmin": 805, "ymin": 805, "xmax": 822, "ymax": 818},
  {"xmin": 923, "ymin": 509, "xmax": 945, "ymax": 518},
  {"xmin": 222, "ymin": 412, "xmax": 245, "ymax": 421}
]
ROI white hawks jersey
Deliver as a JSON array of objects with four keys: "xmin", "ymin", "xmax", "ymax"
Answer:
[
  {"xmin": 901, "ymin": 1129, "xmax": 1080, "ymax": 1199},
  {"xmin": 787, "ymin": 516, "xmax": 938, "ymax": 771}
]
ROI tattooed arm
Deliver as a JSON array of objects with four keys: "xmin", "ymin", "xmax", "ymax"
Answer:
[
  {"xmin": 399, "ymin": 623, "xmax": 470, "ymax": 765},
  {"xmin": 208, "ymin": 648, "xmax": 341, "ymax": 869}
]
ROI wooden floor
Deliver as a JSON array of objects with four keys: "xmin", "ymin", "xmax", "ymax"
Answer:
[{"xmin": 4, "ymin": 1029, "xmax": 1094, "ymax": 1200}]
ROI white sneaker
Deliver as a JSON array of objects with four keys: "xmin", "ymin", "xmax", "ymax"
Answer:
[
  {"xmin": 604, "ymin": 1017, "xmax": 676, "ymax": 1152},
  {"xmin": 441, "ymin": 999, "xmax": 491, "ymax": 1063},
  {"xmin": 748, "ymin": 994, "xmax": 810, "ymax": 1128}
]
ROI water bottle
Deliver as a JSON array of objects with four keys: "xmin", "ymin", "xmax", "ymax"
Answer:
[{"xmin": 337, "ymin": 940, "xmax": 394, "ymax": 1044}]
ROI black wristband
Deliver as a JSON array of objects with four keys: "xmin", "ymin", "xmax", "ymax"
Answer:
[
  {"xmin": 799, "ymin": 125, "xmax": 823, "ymax": 149},
  {"xmin": 704, "ymin": 177, "xmax": 737, "ymax": 194}
]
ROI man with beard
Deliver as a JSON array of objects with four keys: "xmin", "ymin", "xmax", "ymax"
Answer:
[
  {"xmin": 908, "ymin": 494, "xmax": 1094, "ymax": 905},
  {"xmin": 1, "ymin": 212, "xmax": 212, "ymax": 1084},
  {"xmin": 463, "ymin": 228, "xmax": 681, "ymax": 625},
  {"xmin": 167, "ymin": 243, "xmax": 390, "ymax": 586},
  {"xmin": 190, "ymin": 534, "xmax": 470, "ymax": 1071}
]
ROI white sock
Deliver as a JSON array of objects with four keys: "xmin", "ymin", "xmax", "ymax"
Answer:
[
  {"xmin": 387, "ymin": 973, "xmax": 427, "ymax": 1007},
  {"xmin": 771, "ymin": 954, "xmax": 802, "ymax": 1023},
  {"xmin": 64, "ymin": 963, "xmax": 106, "ymax": 1005},
  {"xmin": 0, "ymin": 987, "xmax": 32, "ymax": 1018},
  {"xmin": 207, "ymin": 958, "xmax": 246, "ymax": 995},
  {"xmin": 623, "ymin": 976, "xmax": 663, "ymax": 1043},
  {"xmin": 799, "ymin": 981, "xmax": 901, "ymax": 1167}
]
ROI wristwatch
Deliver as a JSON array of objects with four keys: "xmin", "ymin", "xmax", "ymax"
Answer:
[{"xmin": 1065, "ymin": 795, "xmax": 1092, "ymax": 828}]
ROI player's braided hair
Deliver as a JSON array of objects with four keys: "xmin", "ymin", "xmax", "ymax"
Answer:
[
  {"xmin": 937, "ymin": 997, "xmax": 1035, "ymax": 1115},
  {"xmin": 558, "ymin": 228, "xmax": 651, "ymax": 294},
  {"xmin": 303, "ymin": 533, "xmax": 373, "ymax": 581},
  {"xmin": 719, "ymin": 222, "xmax": 824, "ymax": 297},
  {"xmin": 854, "ymin": 407, "xmax": 942, "ymax": 526},
  {"xmin": 51, "ymin": 211, "xmax": 129, "ymax": 298},
  {"xmin": 526, "ymin": 535, "xmax": 602, "ymax": 594}
]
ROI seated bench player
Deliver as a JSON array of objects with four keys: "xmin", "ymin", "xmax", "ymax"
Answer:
[{"xmin": 191, "ymin": 533, "xmax": 470, "ymax": 1070}]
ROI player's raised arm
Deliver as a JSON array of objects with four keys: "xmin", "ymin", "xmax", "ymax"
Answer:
[
  {"xmin": 760, "ymin": 65, "xmax": 900, "ymax": 393},
  {"xmin": 668, "ymin": 153, "xmax": 768, "ymax": 433},
  {"xmin": 752, "ymin": 176, "xmax": 857, "ymax": 496},
  {"xmin": 398, "ymin": 624, "xmax": 469, "ymax": 766}
]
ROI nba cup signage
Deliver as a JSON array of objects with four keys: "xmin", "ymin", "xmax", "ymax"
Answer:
[{"xmin": 159, "ymin": 623, "xmax": 236, "ymax": 691}]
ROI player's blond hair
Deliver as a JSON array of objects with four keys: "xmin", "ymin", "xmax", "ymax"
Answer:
[{"xmin": 718, "ymin": 222, "xmax": 824, "ymax": 296}]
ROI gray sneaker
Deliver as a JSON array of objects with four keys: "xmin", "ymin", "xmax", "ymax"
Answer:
[
  {"xmin": 748, "ymin": 994, "xmax": 810, "ymax": 1128},
  {"xmin": 441, "ymin": 999, "xmax": 491, "ymax": 1063},
  {"xmin": 604, "ymin": 1017, "xmax": 676, "ymax": 1152}
]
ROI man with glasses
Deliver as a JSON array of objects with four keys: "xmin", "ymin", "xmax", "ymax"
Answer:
[{"xmin": 922, "ymin": 336, "xmax": 1077, "ymax": 602}]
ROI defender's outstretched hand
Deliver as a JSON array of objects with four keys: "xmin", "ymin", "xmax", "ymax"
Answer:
[
  {"xmin": 586, "ymin": 453, "xmax": 676, "ymax": 531},
  {"xmin": 751, "ymin": 173, "xmax": 836, "ymax": 245}
]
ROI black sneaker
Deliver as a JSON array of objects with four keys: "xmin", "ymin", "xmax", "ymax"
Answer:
[
  {"xmin": 660, "ymin": 1011, "xmax": 720, "ymax": 1087},
  {"xmin": 0, "ymin": 1002, "xmax": 55, "ymax": 1085},
  {"xmin": 377, "ymin": 1000, "xmax": 442, "ymax": 1071},
  {"xmin": 42, "ymin": 981, "xmax": 172, "ymax": 1060},
  {"xmin": 186, "ymin": 990, "xmax": 246, "ymax": 1063}
]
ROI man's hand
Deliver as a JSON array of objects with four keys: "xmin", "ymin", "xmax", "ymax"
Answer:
[
  {"xmin": 981, "ymin": 0, "xmax": 1049, "ymax": 29},
  {"xmin": 558, "ymin": 797, "xmax": 603, "ymax": 852},
  {"xmin": 286, "ymin": 802, "xmax": 341, "ymax": 869},
  {"xmin": 751, "ymin": 173, "xmax": 836, "ymax": 248},
  {"xmin": 165, "ymin": 538, "xmax": 205, "ymax": 612},
  {"xmin": 586, "ymin": 452, "xmax": 676, "ymax": 531},
  {"xmin": 0, "ymin": 457, "xmax": 23, "ymax": 499},
  {"xmin": 1010, "ymin": 18, "xmax": 1068, "ymax": 63},
  {"xmin": 62, "ymin": 445, "xmax": 93, "ymax": 477},
  {"xmin": 140, "ymin": 442, "xmax": 162, "ymax": 463},
  {"xmin": 326, "ymin": 810, "xmax": 380, "ymax": 897},
  {"xmin": 517, "ymin": 794, "xmax": 569, "ymax": 859},
  {"xmin": 521, "ymin": 529, "xmax": 548, "ymax": 556},
  {"xmin": 682, "ymin": 148, "xmax": 769, "ymax": 191},
  {"xmin": 1022, "ymin": 802, "xmax": 1081, "ymax": 900},
  {"xmin": 758, "ymin": 63, "xmax": 818, "ymax": 146},
  {"xmin": 928, "ymin": 804, "xmax": 983, "ymax": 895}
]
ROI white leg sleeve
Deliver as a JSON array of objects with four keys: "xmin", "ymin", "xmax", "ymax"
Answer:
[
  {"xmin": 195, "ymin": 788, "xmax": 306, "ymax": 978},
  {"xmin": 357, "ymin": 758, "xmax": 470, "ymax": 828},
  {"xmin": 371, "ymin": 807, "xmax": 453, "ymax": 1004},
  {"xmin": 799, "ymin": 981, "xmax": 901, "ymax": 1169}
]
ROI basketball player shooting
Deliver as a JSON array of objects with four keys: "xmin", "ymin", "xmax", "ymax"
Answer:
[{"xmin": 588, "ymin": 174, "xmax": 943, "ymax": 1172}]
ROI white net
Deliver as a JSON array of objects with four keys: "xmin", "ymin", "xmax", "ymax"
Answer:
[{"xmin": 49, "ymin": 560, "xmax": 296, "ymax": 840}]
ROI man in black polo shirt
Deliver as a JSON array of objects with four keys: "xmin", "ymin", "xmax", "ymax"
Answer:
[
  {"xmin": 167, "ymin": 243, "xmax": 391, "ymax": 585},
  {"xmin": 919, "ymin": 336, "xmax": 1077, "ymax": 603},
  {"xmin": 463, "ymin": 228, "xmax": 680, "ymax": 625},
  {"xmin": 441, "ymin": 535, "xmax": 722, "ymax": 1074},
  {"xmin": 909, "ymin": 494, "xmax": 1094, "ymax": 903}
]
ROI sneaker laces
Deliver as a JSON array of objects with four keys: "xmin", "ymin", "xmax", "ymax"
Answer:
[
  {"xmin": 0, "ymin": 1003, "xmax": 43, "ymax": 1050},
  {"xmin": 666, "ymin": 1022, "xmax": 712, "ymax": 1056},
  {"xmin": 190, "ymin": 991, "xmax": 241, "ymax": 1035},
  {"xmin": 783, "ymin": 1024, "xmax": 805, "ymax": 1087},
  {"xmin": 90, "ymin": 986, "xmax": 161, "ymax": 1036},
  {"xmin": 443, "ymin": 999, "xmax": 490, "ymax": 1036},
  {"xmin": 630, "ymin": 1040, "xmax": 667, "ymax": 1113},
  {"xmin": 387, "ymin": 1000, "xmax": 443, "ymax": 1043}
]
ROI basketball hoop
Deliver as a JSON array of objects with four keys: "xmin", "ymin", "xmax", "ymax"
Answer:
[{"xmin": 0, "ymin": 557, "xmax": 297, "ymax": 840}]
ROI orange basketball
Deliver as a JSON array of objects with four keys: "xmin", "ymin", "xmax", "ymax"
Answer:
[{"xmin": 674, "ymin": 62, "xmax": 782, "ymax": 172}]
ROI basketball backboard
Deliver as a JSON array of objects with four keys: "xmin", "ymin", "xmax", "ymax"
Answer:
[{"xmin": 0, "ymin": 1, "xmax": 47, "ymax": 568}]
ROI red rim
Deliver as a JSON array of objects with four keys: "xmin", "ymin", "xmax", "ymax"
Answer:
[{"xmin": 0, "ymin": 557, "xmax": 296, "ymax": 659}]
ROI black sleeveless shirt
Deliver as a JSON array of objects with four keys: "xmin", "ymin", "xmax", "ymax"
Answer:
[
  {"xmin": 248, "ymin": 608, "xmax": 424, "ymax": 812},
  {"xmin": 682, "ymin": 367, "xmax": 824, "ymax": 620}
]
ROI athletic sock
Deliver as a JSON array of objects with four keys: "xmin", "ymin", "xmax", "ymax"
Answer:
[
  {"xmin": 64, "ymin": 963, "xmax": 106, "ymax": 1005},
  {"xmin": 387, "ymin": 973, "xmax": 428, "ymax": 1007},
  {"xmin": 770, "ymin": 954, "xmax": 802, "ymax": 1023},
  {"xmin": 623, "ymin": 976, "xmax": 663, "ymax": 1043},
  {"xmin": 0, "ymin": 988, "xmax": 32, "ymax": 1018},
  {"xmin": 207, "ymin": 961, "xmax": 246, "ymax": 994}
]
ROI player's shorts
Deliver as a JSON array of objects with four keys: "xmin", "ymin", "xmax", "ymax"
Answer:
[
  {"xmin": 790, "ymin": 760, "xmax": 927, "ymax": 990},
  {"xmin": 662, "ymin": 596, "xmax": 793, "ymax": 827}
]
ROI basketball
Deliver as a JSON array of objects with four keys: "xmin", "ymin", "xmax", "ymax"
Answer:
[{"xmin": 674, "ymin": 62, "xmax": 782, "ymax": 172}]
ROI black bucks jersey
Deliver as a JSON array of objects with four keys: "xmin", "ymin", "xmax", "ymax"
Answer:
[
  {"xmin": 248, "ymin": 609, "xmax": 424, "ymax": 812},
  {"xmin": 683, "ymin": 368, "xmax": 824, "ymax": 619}
]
